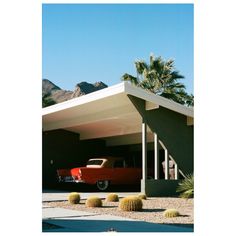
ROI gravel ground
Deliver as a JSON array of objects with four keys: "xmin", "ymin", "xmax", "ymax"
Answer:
[{"xmin": 44, "ymin": 196, "xmax": 193, "ymax": 225}]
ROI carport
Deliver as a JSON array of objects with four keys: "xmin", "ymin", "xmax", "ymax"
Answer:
[{"xmin": 42, "ymin": 82, "xmax": 193, "ymax": 196}]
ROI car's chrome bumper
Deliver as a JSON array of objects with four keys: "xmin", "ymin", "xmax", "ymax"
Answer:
[{"xmin": 58, "ymin": 176, "xmax": 85, "ymax": 183}]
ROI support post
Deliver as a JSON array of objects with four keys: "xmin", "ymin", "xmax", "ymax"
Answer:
[
  {"xmin": 154, "ymin": 133, "xmax": 159, "ymax": 180},
  {"xmin": 142, "ymin": 120, "xmax": 147, "ymax": 181},
  {"xmin": 175, "ymin": 163, "xmax": 179, "ymax": 180},
  {"xmin": 165, "ymin": 149, "xmax": 169, "ymax": 180}
]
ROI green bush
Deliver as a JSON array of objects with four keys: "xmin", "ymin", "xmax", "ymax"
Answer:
[
  {"xmin": 68, "ymin": 192, "xmax": 80, "ymax": 204},
  {"xmin": 176, "ymin": 174, "xmax": 194, "ymax": 199},
  {"xmin": 138, "ymin": 194, "xmax": 147, "ymax": 200},
  {"xmin": 163, "ymin": 209, "xmax": 180, "ymax": 218},
  {"xmin": 106, "ymin": 193, "xmax": 119, "ymax": 202},
  {"xmin": 85, "ymin": 196, "xmax": 102, "ymax": 207},
  {"xmin": 119, "ymin": 196, "xmax": 143, "ymax": 211}
]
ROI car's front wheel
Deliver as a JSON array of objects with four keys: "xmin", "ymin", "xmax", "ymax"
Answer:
[{"xmin": 96, "ymin": 180, "xmax": 109, "ymax": 191}]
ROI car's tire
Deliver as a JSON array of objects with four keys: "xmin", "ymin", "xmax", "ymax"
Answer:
[{"xmin": 96, "ymin": 180, "xmax": 109, "ymax": 191}]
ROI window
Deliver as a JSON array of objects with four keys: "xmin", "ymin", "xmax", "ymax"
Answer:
[{"xmin": 87, "ymin": 160, "xmax": 103, "ymax": 166}]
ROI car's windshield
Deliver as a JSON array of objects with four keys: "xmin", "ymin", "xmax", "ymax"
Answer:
[{"xmin": 87, "ymin": 159, "xmax": 103, "ymax": 166}]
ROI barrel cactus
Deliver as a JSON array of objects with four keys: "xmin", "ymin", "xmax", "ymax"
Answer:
[
  {"xmin": 119, "ymin": 196, "xmax": 143, "ymax": 211},
  {"xmin": 138, "ymin": 194, "xmax": 147, "ymax": 200},
  {"xmin": 85, "ymin": 196, "xmax": 102, "ymax": 207},
  {"xmin": 68, "ymin": 192, "xmax": 80, "ymax": 204},
  {"xmin": 106, "ymin": 193, "xmax": 119, "ymax": 202},
  {"xmin": 163, "ymin": 209, "xmax": 180, "ymax": 218}
]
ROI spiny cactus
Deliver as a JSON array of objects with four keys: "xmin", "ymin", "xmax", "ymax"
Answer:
[
  {"xmin": 85, "ymin": 196, "xmax": 102, "ymax": 207},
  {"xmin": 119, "ymin": 196, "xmax": 143, "ymax": 211},
  {"xmin": 138, "ymin": 194, "xmax": 147, "ymax": 200},
  {"xmin": 68, "ymin": 192, "xmax": 80, "ymax": 204},
  {"xmin": 106, "ymin": 193, "xmax": 119, "ymax": 202},
  {"xmin": 163, "ymin": 209, "xmax": 180, "ymax": 218}
]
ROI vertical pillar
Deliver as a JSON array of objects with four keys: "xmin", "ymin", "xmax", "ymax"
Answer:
[
  {"xmin": 175, "ymin": 163, "xmax": 179, "ymax": 180},
  {"xmin": 154, "ymin": 133, "xmax": 159, "ymax": 179},
  {"xmin": 142, "ymin": 120, "xmax": 147, "ymax": 181},
  {"xmin": 165, "ymin": 149, "xmax": 169, "ymax": 180}
]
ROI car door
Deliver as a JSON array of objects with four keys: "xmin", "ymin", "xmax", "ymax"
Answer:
[
  {"xmin": 112, "ymin": 159, "xmax": 142, "ymax": 184},
  {"xmin": 111, "ymin": 159, "xmax": 129, "ymax": 184}
]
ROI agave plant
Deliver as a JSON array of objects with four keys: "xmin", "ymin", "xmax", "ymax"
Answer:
[{"xmin": 176, "ymin": 174, "xmax": 194, "ymax": 199}]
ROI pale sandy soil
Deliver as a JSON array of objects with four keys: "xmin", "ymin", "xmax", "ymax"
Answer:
[{"xmin": 44, "ymin": 197, "xmax": 193, "ymax": 226}]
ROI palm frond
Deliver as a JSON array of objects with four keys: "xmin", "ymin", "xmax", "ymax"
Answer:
[
  {"xmin": 135, "ymin": 60, "xmax": 149, "ymax": 75},
  {"xmin": 171, "ymin": 71, "xmax": 185, "ymax": 79},
  {"xmin": 121, "ymin": 73, "xmax": 139, "ymax": 86},
  {"xmin": 185, "ymin": 94, "xmax": 194, "ymax": 107},
  {"xmin": 121, "ymin": 53, "xmax": 191, "ymax": 105},
  {"xmin": 165, "ymin": 82, "xmax": 186, "ymax": 90}
]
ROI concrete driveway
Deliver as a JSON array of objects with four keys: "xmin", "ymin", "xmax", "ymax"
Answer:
[
  {"xmin": 42, "ymin": 189, "xmax": 140, "ymax": 202},
  {"xmin": 42, "ymin": 206, "xmax": 193, "ymax": 232}
]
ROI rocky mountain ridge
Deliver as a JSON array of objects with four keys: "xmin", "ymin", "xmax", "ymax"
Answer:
[{"xmin": 42, "ymin": 79, "xmax": 108, "ymax": 107}]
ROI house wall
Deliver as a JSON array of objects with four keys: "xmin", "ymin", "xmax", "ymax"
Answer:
[
  {"xmin": 42, "ymin": 129, "xmax": 106, "ymax": 188},
  {"xmin": 141, "ymin": 179, "xmax": 180, "ymax": 197},
  {"xmin": 42, "ymin": 129, "xmax": 80, "ymax": 187},
  {"xmin": 128, "ymin": 95, "xmax": 193, "ymax": 175},
  {"xmin": 128, "ymin": 95, "xmax": 193, "ymax": 196}
]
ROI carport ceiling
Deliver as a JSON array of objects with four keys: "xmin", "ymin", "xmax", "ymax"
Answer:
[{"xmin": 42, "ymin": 82, "xmax": 193, "ymax": 144}]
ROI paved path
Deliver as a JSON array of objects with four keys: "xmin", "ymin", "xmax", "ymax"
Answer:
[
  {"xmin": 42, "ymin": 206, "xmax": 193, "ymax": 232},
  {"xmin": 42, "ymin": 191, "xmax": 140, "ymax": 202}
]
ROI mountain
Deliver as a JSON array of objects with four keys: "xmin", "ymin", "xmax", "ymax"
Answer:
[
  {"xmin": 42, "ymin": 79, "xmax": 108, "ymax": 107},
  {"xmin": 42, "ymin": 79, "xmax": 61, "ymax": 96},
  {"xmin": 71, "ymin": 81, "xmax": 107, "ymax": 97}
]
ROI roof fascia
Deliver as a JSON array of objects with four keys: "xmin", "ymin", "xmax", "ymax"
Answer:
[
  {"xmin": 123, "ymin": 82, "xmax": 194, "ymax": 118},
  {"xmin": 42, "ymin": 82, "xmax": 126, "ymax": 116}
]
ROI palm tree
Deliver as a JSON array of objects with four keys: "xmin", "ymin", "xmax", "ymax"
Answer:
[
  {"xmin": 185, "ymin": 94, "xmax": 194, "ymax": 107},
  {"xmin": 121, "ymin": 54, "xmax": 194, "ymax": 106}
]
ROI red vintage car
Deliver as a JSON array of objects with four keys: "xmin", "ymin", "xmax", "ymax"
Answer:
[{"xmin": 57, "ymin": 156, "xmax": 142, "ymax": 191}]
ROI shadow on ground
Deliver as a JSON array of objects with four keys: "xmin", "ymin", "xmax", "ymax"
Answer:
[
  {"xmin": 141, "ymin": 208, "xmax": 165, "ymax": 213},
  {"xmin": 43, "ymin": 183, "xmax": 140, "ymax": 193}
]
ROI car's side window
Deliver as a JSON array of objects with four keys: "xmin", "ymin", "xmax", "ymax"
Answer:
[{"xmin": 113, "ymin": 160, "xmax": 124, "ymax": 168}]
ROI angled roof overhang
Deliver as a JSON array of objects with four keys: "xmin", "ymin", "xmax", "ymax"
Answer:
[{"xmin": 42, "ymin": 82, "xmax": 193, "ymax": 145}]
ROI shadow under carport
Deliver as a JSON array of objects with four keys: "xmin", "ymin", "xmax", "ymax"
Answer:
[{"xmin": 43, "ymin": 183, "xmax": 140, "ymax": 193}]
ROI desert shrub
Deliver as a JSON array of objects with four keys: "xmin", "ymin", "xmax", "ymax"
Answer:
[
  {"xmin": 138, "ymin": 194, "xmax": 147, "ymax": 200},
  {"xmin": 119, "ymin": 196, "xmax": 143, "ymax": 211},
  {"xmin": 163, "ymin": 209, "xmax": 180, "ymax": 218},
  {"xmin": 176, "ymin": 174, "xmax": 194, "ymax": 199},
  {"xmin": 68, "ymin": 192, "xmax": 80, "ymax": 204},
  {"xmin": 85, "ymin": 196, "xmax": 102, "ymax": 207},
  {"xmin": 106, "ymin": 193, "xmax": 119, "ymax": 202}
]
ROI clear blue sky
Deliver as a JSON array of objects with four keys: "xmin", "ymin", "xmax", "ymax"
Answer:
[{"xmin": 42, "ymin": 4, "xmax": 193, "ymax": 94}]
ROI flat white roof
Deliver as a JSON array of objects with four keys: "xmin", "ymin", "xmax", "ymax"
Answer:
[
  {"xmin": 42, "ymin": 82, "xmax": 193, "ymax": 145},
  {"xmin": 43, "ymin": 82, "xmax": 193, "ymax": 117}
]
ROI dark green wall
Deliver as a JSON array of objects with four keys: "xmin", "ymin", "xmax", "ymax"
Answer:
[
  {"xmin": 42, "ymin": 129, "xmax": 80, "ymax": 187},
  {"xmin": 141, "ymin": 179, "xmax": 180, "ymax": 197},
  {"xmin": 78, "ymin": 139, "xmax": 107, "ymax": 163},
  {"xmin": 128, "ymin": 95, "xmax": 193, "ymax": 175},
  {"xmin": 42, "ymin": 129, "xmax": 107, "ymax": 188}
]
